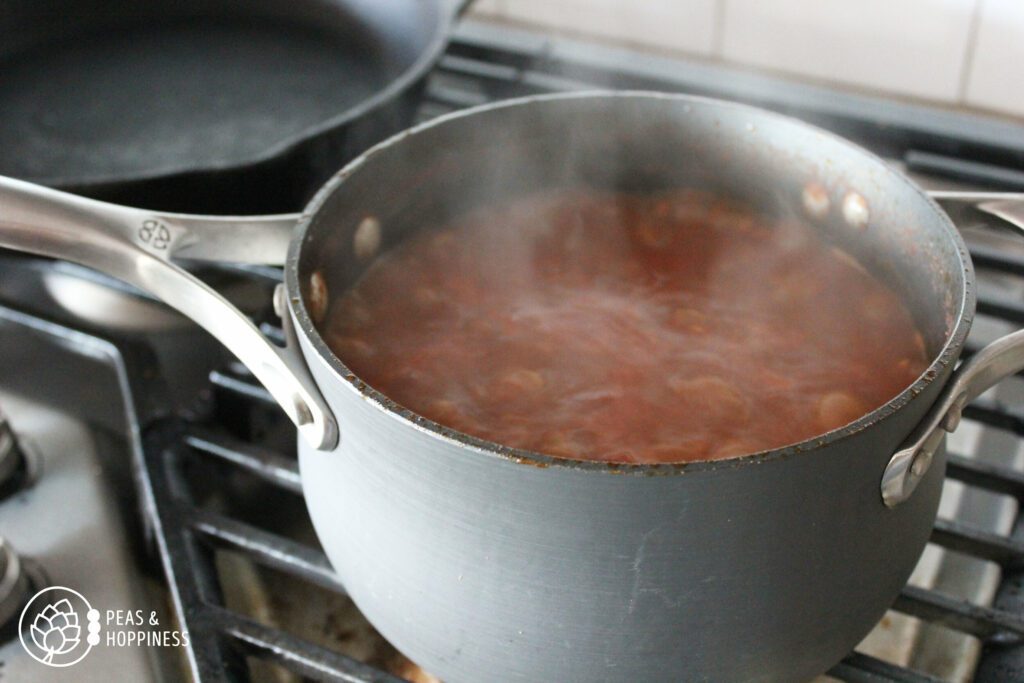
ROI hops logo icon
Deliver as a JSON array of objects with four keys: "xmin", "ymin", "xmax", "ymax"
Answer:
[
  {"xmin": 31, "ymin": 598, "xmax": 80, "ymax": 662},
  {"xmin": 19, "ymin": 586, "xmax": 98, "ymax": 667}
]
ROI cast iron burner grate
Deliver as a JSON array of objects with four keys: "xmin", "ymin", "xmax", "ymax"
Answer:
[{"xmin": 133, "ymin": 21, "xmax": 1024, "ymax": 683}]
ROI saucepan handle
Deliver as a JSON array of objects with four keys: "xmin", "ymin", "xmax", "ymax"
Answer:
[
  {"xmin": 882, "ymin": 329, "xmax": 1024, "ymax": 506},
  {"xmin": 883, "ymin": 190, "xmax": 1024, "ymax": 506},
  {"xmin": 0, "ymin": 175, "xmax": 338, "ymax": 451}
]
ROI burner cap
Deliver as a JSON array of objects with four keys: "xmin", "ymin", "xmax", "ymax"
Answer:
[
  {"xmin": 0, "ymin": 538, "xmax": 31, "ymax": 632},
  {"xmin": 0, "ymin": 412, "xmax": 26, "ymax": 497}
]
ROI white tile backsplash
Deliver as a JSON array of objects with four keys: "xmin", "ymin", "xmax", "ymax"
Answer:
[
  {"xmin": 499, "ymin": 0, "xmax": 718, "ymax": 56},
  {"xmin": 720, "ymin": 0, "xmax": 976, "ymax": 101},
  {"xmin": 473, "ymin": 0, "xmax": 1024, "ymax": 120},
  {"xmin": 965, "ymin": 0, "xmax": 1024, "ymax": 117}
]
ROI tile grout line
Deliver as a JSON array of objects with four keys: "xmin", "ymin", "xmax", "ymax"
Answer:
[
  {"xmin": 957, "ymin": 0, "xmax": 987, "ymax": 104},
  {"xmin": 712, "ymin": 0, "xmax": 727, "ymax": 58}
]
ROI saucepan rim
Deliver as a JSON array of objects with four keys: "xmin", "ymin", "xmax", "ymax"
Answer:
[{"xmin": 285, "ymin": 90, "xmax": 976, "ymax": 475}]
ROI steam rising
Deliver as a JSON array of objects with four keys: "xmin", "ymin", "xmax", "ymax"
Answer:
[{"xmin": 323, "ymin": 186, "xmax": 927, "ymax": 464}]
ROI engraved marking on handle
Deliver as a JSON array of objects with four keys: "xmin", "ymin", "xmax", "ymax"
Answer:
[{"xmin": 137, "ymin": 219, "xmax": 171, "ymax": 251}]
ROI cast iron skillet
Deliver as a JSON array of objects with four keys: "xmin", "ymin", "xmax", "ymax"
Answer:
[{"xmin": 0, "ymin": 0, "xmax": 470, "ymax": 213}]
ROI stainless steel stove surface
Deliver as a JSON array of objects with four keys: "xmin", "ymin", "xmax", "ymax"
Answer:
[{"xmin": 3, "ymin": 18, "xmax": 1024, "ymax": 683}]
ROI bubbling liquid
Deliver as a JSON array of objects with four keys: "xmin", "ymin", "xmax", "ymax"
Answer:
[{"xmin": 324, "ymin": 189, "xmax": 928, "ymax": 463}]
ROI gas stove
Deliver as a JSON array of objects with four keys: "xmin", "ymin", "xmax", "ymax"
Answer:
[{"xmin": 2, "ymin": 19, "xmax": 1024, "ymax": 683}]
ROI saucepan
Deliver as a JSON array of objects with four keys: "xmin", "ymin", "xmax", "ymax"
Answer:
[{"xmin": 3, "ymin": 92, "xmax": 1024, "ymax": 681}]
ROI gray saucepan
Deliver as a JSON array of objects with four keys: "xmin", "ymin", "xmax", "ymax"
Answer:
[{"xmin": 3, "ymin": 92, "xmax": 1024, "ymax": 682}]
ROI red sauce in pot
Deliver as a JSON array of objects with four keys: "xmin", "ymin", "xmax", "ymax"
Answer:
[{"xmin": 324, "ymin": 189, "xmax": 928, "ymax": 463}]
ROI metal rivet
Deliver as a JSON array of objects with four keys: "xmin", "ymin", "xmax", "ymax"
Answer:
[
  {"xmin": 308, "ymin": 271, "xmax": 328, "ymax": 324},
  {"xmin": 802, "ymin": 182, "xmax": 830, "ymax": 219},
  {"xmin": 842, "ymin": 192, "xmax": 869, "ymax": 229},
  {"xmin": 354, "ymin": 216, "xmax": 382, "ymax": 261},
  {"xmin": 942, "ymin": 407, "xmax": 962, "ymax": 432},
  {"xmin": 910, "ymin": 449, "xmax": 930, "ymax": 477},
  {"xmin": 272, "ymin": 283, "xmax": 287, "ymax": 318}
]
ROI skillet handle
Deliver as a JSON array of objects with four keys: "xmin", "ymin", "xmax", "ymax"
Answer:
[
  {"xmin": 0, "ymin": 175, "xmax": 338, "ymax": 451},
  {"xmin": 882, "ymin": 328, "xmax": 1024, "ymax": 508},
  {"xmin": 929, "ymin": 191, "xmax": 1024, "ymax": 238}
]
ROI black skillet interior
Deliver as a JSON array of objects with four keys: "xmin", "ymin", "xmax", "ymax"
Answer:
[{"xmin": 0, "ymin": 0, "xmax": 450, "ymax": 213}]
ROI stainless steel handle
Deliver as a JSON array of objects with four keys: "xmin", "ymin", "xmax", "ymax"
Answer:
[
  {"xmin": 930, "ymin": 191, "xmax": 1024, "ymax": 237},
  {"xmin": 3, "ymin": 176, "xmax": 299, "ymax": 266},
  {"xmin": 882, "ymin": 330, "xmax": 1024, "ymax": 506},
  {"xmin": 0, "ymin": 175, "xmax": 338, "ymax": 451},
  {"xmin": 883, "ymin": 190, "xmax": 1024, "ymax": 506}
]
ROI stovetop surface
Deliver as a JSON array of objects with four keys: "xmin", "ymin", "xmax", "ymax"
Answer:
[{"xmin": 3, "ymin": 18, "xmax": 1024, "ymax": 683}]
